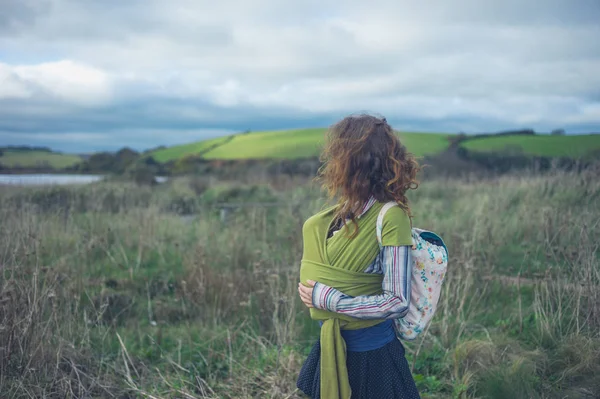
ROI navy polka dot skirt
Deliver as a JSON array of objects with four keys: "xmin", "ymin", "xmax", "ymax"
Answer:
[{"xmin": 296, "ymin": 338, "xmax": 420, "ymax": 399}]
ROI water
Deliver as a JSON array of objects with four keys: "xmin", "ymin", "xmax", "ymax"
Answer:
[{"xmin": 0, "ymin": 174, "xmax": 168, "ymax": 186}]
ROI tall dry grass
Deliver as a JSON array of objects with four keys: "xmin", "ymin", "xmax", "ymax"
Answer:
[{"xmin": 0, "ymin": 169, "xmax": 598, "ymax": 398}]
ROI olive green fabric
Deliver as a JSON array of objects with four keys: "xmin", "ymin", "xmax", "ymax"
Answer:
[
  {"xmin": 379, "ymin": 205, "xmax": 413, "ymax": 247},
  {"xmin": 299, "ymin": 201, "xmax": 411, "ymax": 398}
]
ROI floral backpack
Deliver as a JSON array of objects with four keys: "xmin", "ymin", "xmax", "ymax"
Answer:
[{"xmin": 376, "ymin": 202, "xmax": 449, "ymax": 340}]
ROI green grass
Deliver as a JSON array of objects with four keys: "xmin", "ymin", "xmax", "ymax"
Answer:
[
  {"xmin": 0, "ymin": 150, "xmax": 82, "ymax": 168},
  {"xmin": 396, "ymin": 132, "xmax": 452, "ymax": 158},
  {"xmin": 150, "ymin": 129, "xmax": 600, "ymax": 164},
  {"xmin": 149, "ymin": 129, "xmax": 451, "ymax": 162},
  {"xmin": 202, "ymin": 128, "xmax": 327, "ymax": 160},
  {"xmin": 0, "ymin": 171, "xmax": 598, "ymax": 398},
  {"xmin": 150, "ymin": 136, "xmax": 233, "ymax": 163},
  {"xmin": 461, "ymin": 134, "xmax": 600, "ymax": 158}
]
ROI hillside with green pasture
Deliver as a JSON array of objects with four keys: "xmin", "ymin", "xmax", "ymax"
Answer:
[
  {"xmin": 461, "ymin": 133, "xmax": 600, "ymax": 158},
  {"xmin": 0, "ymin": 150, "xmax": 82, "ymax": 169},
  {"xmin": 150, "ymin": 128, "xmax": 451, "ymax": 162},
  {"xmin": 149, "ymin": 135, "xmax": 233, "ymax": 163},
  {"xmin": 202, "ymin": 128, "xmax": 326, "ymax": 160}
]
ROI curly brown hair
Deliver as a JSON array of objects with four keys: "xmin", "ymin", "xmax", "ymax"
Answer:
[{"xmin": 317, "ymin": 114, "xmax": 420, "ymax": 237}]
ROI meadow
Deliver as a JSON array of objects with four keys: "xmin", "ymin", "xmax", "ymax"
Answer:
[
  {"xmin": 150, "ymin": 130, "xmax": 451, "ymax": 162},
  {"xmin": 0, "ymin": 169, "xmax": 599, "ymax": 398},
  {"xmin": 149, "ymin": 129, "xmax": 600, "ymax": 164},
  {"xmin": 460, "ymin": 134, "xmax": 600, "ymax": 159},
  {"xmin": 0, "ymin": 150, "xmax": 82, "ymax": 169},
  {"xmin": 3, "ymin": 131, "xmax": 599, "ymax": 172}
]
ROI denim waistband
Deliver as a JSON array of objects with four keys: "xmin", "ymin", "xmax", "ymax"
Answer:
[{"xmin": 319, "ymin": 319, "xmax": 396, "ymax": 352}]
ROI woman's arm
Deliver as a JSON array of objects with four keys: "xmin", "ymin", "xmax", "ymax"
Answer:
[{"xmin": 311, "ymin": 246, "xmax": 412, "ymax": 320}]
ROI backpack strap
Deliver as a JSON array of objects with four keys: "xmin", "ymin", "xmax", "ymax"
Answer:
[{"xmin": 376, "ymin": 201, "xmax": 398, "ymax": 249}]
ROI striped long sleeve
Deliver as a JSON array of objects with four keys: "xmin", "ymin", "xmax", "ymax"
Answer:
[{"xmin": 312, "ymin": 246, "xmax": 412, "ymax": 320}]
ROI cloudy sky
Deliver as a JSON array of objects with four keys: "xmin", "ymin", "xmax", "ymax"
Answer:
[{"xmin": 1, "ymin": 0, "xmax": 599, "ymax": 152}]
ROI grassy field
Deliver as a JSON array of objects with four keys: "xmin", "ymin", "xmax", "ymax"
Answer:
[
  {"xmin": 0, "ymin": 150, "xmax": 82, "ymax": 169},
  {"xmin": 150, "ymin": 129, "xmax": 451, "ymax": 162},
  {"xmin": 461, "ymin": 134, "xmax": 600, "ymax": 158},
  {"xmin": 151, "ymin": 128, "xmax": 600, "ymax": 164},
  {"xmin": 150, "ymin": 136, "xmax": 234, "ymax": 163},
  {"xmin": 0, "ymin": 171, "xmax": 599, "ymax": 398}
]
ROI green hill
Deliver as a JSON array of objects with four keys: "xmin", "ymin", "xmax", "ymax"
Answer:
[
  {"xmin": 149, "ymin": 136, "xmax": 233, "ymax": 163},
  {"xmin": 0, "ymin": 150, "xmax": 82, "ymax": 169},
  {"xmin": 461, "ymin": 134, "xmax": 600, "ymax": 159},
  {"xmin": 151, "ymin": 129, "xmax": 451, "ymax": 162}
]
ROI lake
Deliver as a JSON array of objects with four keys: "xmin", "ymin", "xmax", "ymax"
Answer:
[{"xmin": 0, "ymin": 174, "xmax": 168, "ymax": 186}]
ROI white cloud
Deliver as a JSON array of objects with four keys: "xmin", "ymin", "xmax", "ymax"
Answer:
[
  {"xmin": 0, "ymin": 63, "xmax": 31, "ymax": 98},
  {"xmin": 0, "ymin": 60, "xmax": 113, "ymax": 105},
  {"xmin": 0, "ymin": 0, "xmax": 598, "ymax": 151},
  {"xmin": 563, "ymin": 103, "xmax": 600, "ymax": 125},
  {"xmin": 18, "ymin": 60, "xmax": 112, "ymax": 104}
]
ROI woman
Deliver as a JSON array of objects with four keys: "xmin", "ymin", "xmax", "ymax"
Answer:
[{"xmin": 296, "ymin": 114, "xmax": 421, "ymax": 399}]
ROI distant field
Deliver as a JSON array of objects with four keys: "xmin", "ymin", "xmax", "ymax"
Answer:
[
  {"xmin": 461, "ymin": 134, "xmax": 600, "ymax": 158},
  {"xmin": 0, "ymin": 151, "xmax": 82, "ymax": 169},
  {"xmin": 150, "ymin": 136, "xmax": 233, "ymax": 163},
  {"xmin": 151, "ymin": 128, "xmax": 451, "ymax": 162}
]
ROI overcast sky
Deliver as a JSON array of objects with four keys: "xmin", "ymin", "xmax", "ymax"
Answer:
[{"xmin": 1, "ymin": 0, "xmax": 599, "ymax": 152}]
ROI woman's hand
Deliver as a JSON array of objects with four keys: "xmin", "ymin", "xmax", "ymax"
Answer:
[{"xmin": 298, "ymin": 280, "xmax": 316, "ymax": 308}]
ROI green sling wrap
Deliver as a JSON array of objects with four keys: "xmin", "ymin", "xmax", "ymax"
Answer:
[{"xmin": 299, "ymin": 202, "xmax": 389, "ymax": 399}]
